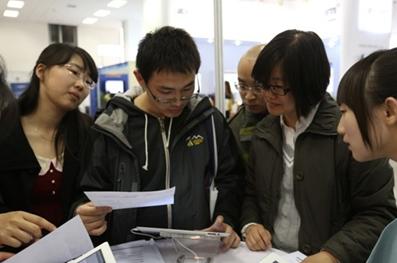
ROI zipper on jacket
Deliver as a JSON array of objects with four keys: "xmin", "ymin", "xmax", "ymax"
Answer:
[
  {"xmin": 116, "ymin": 162, "xmax": 125, "ymax": 191},
  {"xmin": 159, "ymin": 118, "xmax": 172, "ymax": 228}
]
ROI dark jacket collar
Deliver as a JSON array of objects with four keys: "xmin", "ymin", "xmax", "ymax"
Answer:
[
  {"xmin": 306, "ymin": 93, "xmax": 340, "ymax": 136},
  {"xmin": 255, "ymin": 93, "xmax": 340, "ymax": 150}
]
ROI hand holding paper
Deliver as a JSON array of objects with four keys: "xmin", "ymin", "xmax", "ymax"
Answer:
[
  {"xmin": 0, "ymin": 211, "xmax": 56, "ymax": 248},
  {"xmin": 0, "ymin": 252, "xmax": 13, "ymax": 261},
  {"xmin": 75, "ymin": 202, "xmax": 112, "ymax": 236},
  {"xmin": 4, "ymin": 216, "xmax": 93, "ymax": 263}
]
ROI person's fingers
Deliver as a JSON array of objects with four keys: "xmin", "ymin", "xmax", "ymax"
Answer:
[
  {"xmin": 76, "ymin": 203, "xmax": 112, "ymax": 217},
  {"xmin": 79, "ymin": 213, "xmax": 107, "ymax": 225},
  {"xmin": 77, "ymin": 203, "xmax": 111, "ymax": 232},
  {"xmin": 231, "ymin": 234, "xmax": 241, "ymax": 248},
  {"xmin": 221, "ymin": 235, "xmax": 234, "ymax": 250},
  {"xmin": 84, "ymin": 218, "xmax": 107, "ymax": 232},
  {"xmin": 0, "ymin": 211, "xmax": 57, "ymax": 249},
  {"xmin": 222, "ymin": 232, "xmax": 240, "ymax": 250},
  {"xmin": 14, "ymin": 219, "xmax": 43, "ymax": 240},
  {"xmin": 0, "ymin": 234, "xmax": 23, "ymax": 248},
  {"xmin": 89, "ymin": 221, "xmax": 108, "ymax": 236},
  {"xmin": 246, "ymin": 225, "xmax": 272, "ymax": 251},
  {"xmin": 30, "ymin": 217, "xmax": 56, "ymax": 233},
  {"xmin": 9, "ymin": 228, "xmax": 34, "ymax": 245},
  {"xmin": 202, "ymin": 215, "xmax": 225, "ymax": 232},
  {"xmin": 0, "ymin": 252, "xmax": 14, "ymax": 261},
  {"xmin": 0, "ymin": 212, "xmax": 46, "ymax": 241},
  {"xmin": 219, "ymin": 225, "xmax": 240, "ymax": 251},
  {"xmin": 255, "ymin": 227, "xmax": 272, "ymax": 249},
  {"xmin": 246, "ymin": 229, "xmax": 267, "ymax": 251},
  {"xmin": 214, "ymin": 215, "xmax": 224, "ymax": 225},
  {"xmin": 19, "ymin": 213, "xmax": 55, "ymax": 238},
  {"xmin": 262, "ymin": 229, "xmax": 272, "ymax": 249},
  {"xmin": 246, "ymin": 235, "xmax": 262, "ymax": 250}
]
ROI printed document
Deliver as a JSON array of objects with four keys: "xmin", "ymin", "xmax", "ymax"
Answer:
[{"xmin": 85, "ymin": 187, "xmax": 175, "ymax": 210}]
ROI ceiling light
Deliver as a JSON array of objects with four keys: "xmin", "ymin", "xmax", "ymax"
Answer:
[
  {"xmin": 7, "ymin": 0, "xmax": 24, "ymax": 9},
  {"xmin": 94, "ymin": 9, "xmax": 111, "ymax": 17},
  {"xmin": 82, "ymin": 17, "xmax": 98, "ymax": 24},
  {"xmin": 3, "ymin": 9, "xmax": 19, "ymax": 17},
  {"xmin": 107, "ymin": 0, "xmax": 127, "ymax": 8}
]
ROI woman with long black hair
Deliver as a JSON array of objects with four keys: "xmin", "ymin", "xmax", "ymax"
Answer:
[{"xmin": 0, "ymin": 43, "xmax": 97, "ymax": 255}]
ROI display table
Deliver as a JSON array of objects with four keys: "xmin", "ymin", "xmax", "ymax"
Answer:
[
  {"xmin": 157, "ymin": 239, "xmax": 287, "ymax": 263},
  {"xmin": 112, "ymin": 239, "xmax": 289, "ymax": 263}
]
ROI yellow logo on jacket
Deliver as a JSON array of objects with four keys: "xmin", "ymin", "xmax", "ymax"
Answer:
[{"xmin": 186, "ymin": 135, "xmax": 204, "ymax": 147}]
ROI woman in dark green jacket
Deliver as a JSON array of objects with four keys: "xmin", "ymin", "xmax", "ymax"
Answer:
[{"xmin": 241, "ymin": 29, "xmax": 397, "ymax": 263}]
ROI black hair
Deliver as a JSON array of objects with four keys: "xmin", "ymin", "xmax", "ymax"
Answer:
[
  {"xmin": 0, "ymin": 56, "xmax": 18, "ymax": 143},
  {"xmin": 135, "ymin": 26, "xmax": 201, "ymax": 83},
  {"xmin": 18, "ymin": 43, "xmax": 98, "ymax": 158},
  {"xmin": 337, "ymin": 48, "xmax": 397, "ymax": 149},
  {"xmin": 0, "ymin": 56, "xmax": 13, "ymax": 113},
  {"xmin": 252, "ymin": 29, "xmax": 330, "ymax": 118}
]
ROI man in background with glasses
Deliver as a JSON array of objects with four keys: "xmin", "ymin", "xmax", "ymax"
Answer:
[
  {"xmin": 76, "ymin": 26, "xmax": 244, "ymax": 250},
  {"xmin": 229, "ymin": 44, "xmax": 267, "ymax": 163}
]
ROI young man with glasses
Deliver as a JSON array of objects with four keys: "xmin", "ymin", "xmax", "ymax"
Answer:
[
  {"xmin": 76, "ymin": 26, "xmax": 244, "ymax": 249},
  {"xmin": 229, "ymin": 44, "xmax": 267, "ymax": 163},
  {"xmin": 240, "ymin": 30, "xmax": 397, "ymax": 263}
]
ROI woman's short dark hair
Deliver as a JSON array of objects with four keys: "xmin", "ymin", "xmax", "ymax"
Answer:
[
  {"xmin": 136, "ymin": 26, "xmax": 201, "ymax": 83},
  {"xmin": 18, "ymin": 43, "xmax": 98, "ymax": 157},
  {"xmin": 252, "ymin": 29, "xmax": 330, "ymax": 118},
  {"xmin": 337, "ymin": 48, "xmax": 397, "ymax": 149}
]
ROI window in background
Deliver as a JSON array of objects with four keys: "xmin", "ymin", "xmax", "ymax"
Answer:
[{"xmin": 49, "ymin": 24, "xmax": 77, "ymax": 45}]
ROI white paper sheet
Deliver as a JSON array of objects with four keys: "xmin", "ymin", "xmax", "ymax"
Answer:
[
  {"xmin": 214, "ymin": 243, "xmax": 287, "ymax": 263},
  {"xmin": 259, "ymin": 251, "xmax": 307, "ymax": 263},
  {"xmin": 260, "ymin": 252, "xmax": 290, "ymax": 263},
  {"xmin": 84, "ymin": 187, "xmax": 175, "ymax": 210},
  {"xmin": 5, "ymin": 216, "xmax": 93, "ymax": 263},
  {"xmin": 283, "ymin": 251, "xmax": 307, "ymax": 263},
  {"xmin": 111, "ymin": 239, "xmax": 165, "ymax": 263}
]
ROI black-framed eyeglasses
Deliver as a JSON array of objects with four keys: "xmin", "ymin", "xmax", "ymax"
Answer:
[
  {"xmin": 235, "ymin": 83, "xmax": 263, "ymax": 95},
  {"xmin": 146, "ymin": 77, "xmax": 201, "ymax": 104},
  {"xmin": 259, "ymin": 83, "xmax": 290, "ymax": 96}
]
